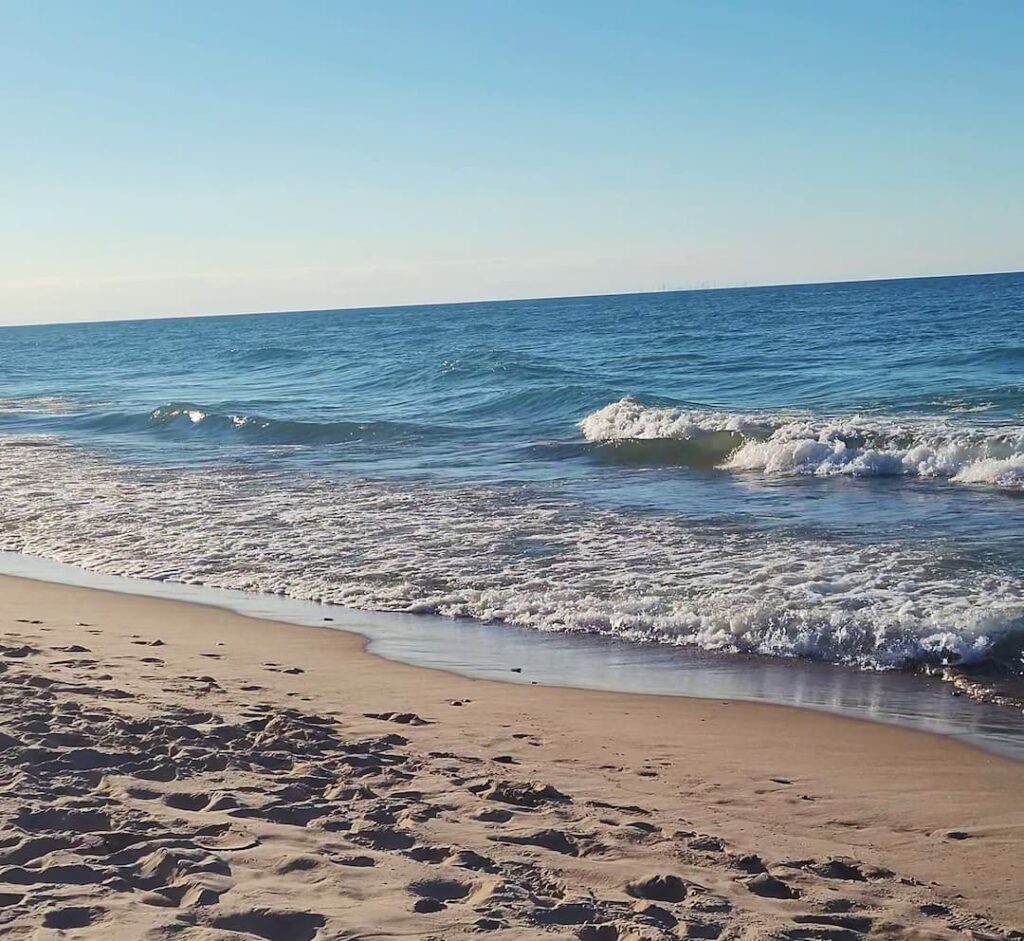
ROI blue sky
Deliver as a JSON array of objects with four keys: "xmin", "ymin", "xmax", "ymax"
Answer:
[{"xmin": 1, "ymin": 1, "xmax": 1022, "ymax": 324}]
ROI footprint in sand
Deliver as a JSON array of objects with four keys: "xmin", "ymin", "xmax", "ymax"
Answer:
[
  {"xmin": 1, "ymin": 644, "xmax": 37, "ymax": 659},
  {"xmin": 162, "ymin": 792, "xmax": 211, "ymax": 812},
  {"xmin": 475, "ymin": 779, "xmax": 571, "ymax": 808},
  {"xmin": 273, "ymin": 854, "xmax": 324, "ymax": 875},
  {"xmin": 333, "ymin": 853, "xmax": 376, "ymax": 867},
  {"xmin": 492, "ymin": 827, "xmax": 582, "ymax": 856},
  {"xmin": 626, "ymin": 873, "xmax": 690, "ymax": 902},
  {"xmin": 364, "ymin": 711, "xmax": 431, "ymax": 726},
  {"xmin": 473, "ymin": 806, "xmax": 514, "ymax": 823},
  {"xmin": 793, "ymin": 912, "xmax": 875, "ymax": 933},
  {"xmin": 744, "ymin": 872, "xmax": 801, "ymax": 899},
  {"xmin": 42, "ymin": 906, "xmax": 104, "ymax": 929},
  {"xmin": 209, "ymin": 909, "xmax": 325, "ymax": 941},
  {"xmin": 408, "ymin": 876, "xmax": 473, "ymax": 913}
]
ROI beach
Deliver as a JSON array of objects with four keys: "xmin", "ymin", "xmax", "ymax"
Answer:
[
  {"xmin": 3, "ymin": 3, "xmax": 1023, "ymax": 936},
  {"xmin": 0, "ymin": 574, "xmax": 1020, "ymax": 939}
]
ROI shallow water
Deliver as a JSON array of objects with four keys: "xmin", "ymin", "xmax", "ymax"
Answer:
[{"xmin": 0, "ymin": 273, "xmax": 1022, "ymax": 690}]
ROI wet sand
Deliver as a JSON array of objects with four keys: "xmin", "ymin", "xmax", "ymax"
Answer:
[
  {"xmin": 0, "ymin": 574, "xmax": 1021, "ymax": 938},
  {"xmin": 4, "ymin": 551, "xmax": 1022, "ymax": 759}
]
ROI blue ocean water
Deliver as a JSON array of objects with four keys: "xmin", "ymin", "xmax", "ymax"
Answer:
[{"xmin": 0, "ymin": 272, "xmax": 1022, "ymax": 688}]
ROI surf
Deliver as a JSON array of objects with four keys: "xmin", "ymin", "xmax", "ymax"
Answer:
[{"xmin": 580, "ymin": 397, "xmax": 1024, "ymax": 488}]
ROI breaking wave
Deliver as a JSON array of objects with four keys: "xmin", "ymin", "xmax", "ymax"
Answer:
[
  {"xmin": 85, "ymin": 403, "xmax": 434, "ymax": 446},
  {"xmin": 581, "ymin": 398, "xmax": 1024, "ymax": 488}
]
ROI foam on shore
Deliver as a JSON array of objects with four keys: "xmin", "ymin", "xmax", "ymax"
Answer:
[{"xmin": 1, "ymin": 436, "xmax": 1020, "ymax": 677}]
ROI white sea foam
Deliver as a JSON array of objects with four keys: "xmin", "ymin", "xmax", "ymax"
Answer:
[
  {"xmin": 0, "ymin": 436, "xmax": 1020, "ymax": 673},
  {"xmin": 0, "ymin": 395, "xmax": 83, "ymax": 416},
  {"xmin": 579, "ymin": 397, "xmax": 775, "ymax": 440},
  {"xmin": 581, "ymin": 398, "xmax": 1024, "ymax": 488}
]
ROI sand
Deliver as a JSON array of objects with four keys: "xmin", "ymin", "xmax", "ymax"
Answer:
[{"xmin": 0, "ymin": 574, "xmax": 1020, "ymax": 940}]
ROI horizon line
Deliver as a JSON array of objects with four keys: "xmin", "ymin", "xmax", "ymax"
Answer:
[{"xmin": 3, "ymin": 266, "xmax": 1021, "ymax": 330}]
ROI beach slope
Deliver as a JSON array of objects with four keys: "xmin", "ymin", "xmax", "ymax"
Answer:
[{"xmin": 0, "ymin": 575, "xmax": 1021, "ymax": 938}]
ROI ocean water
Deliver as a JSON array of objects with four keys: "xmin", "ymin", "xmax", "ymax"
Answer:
[{"xmin": 1, "ymin": 273, "xmax": 1022, "ymax": 703}]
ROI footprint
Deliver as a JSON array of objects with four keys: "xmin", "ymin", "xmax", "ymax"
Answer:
[
  {"xmin": 477, "ymin": 779, "xmax": 571, "ymax": 808},
  {"xmin": 744, "ymin": 873, "xmax": 801, "ymax": 899},
  {"xmin": 274, "ymin": 855, "xmax": 323, "ymax": 875},
  {"xmin": 163, "ymin": 792, "xmax": 212, "ymax": 812},
  {"xmin": 688, "ymin": 834, "xmax": 725, "ymax": 852},
  {"xmin": 578, "ymin": 927, "xmax": 619, "ymax": 941},
  {"xmin": 473, "ymin": 806, "xmax": 514, "ymax": 823},
  {"xmin": 448, "ymin": 849, "xmax": 496, "ymax": 872},
  {"xmin": 348, "ymin": 821, "xmax": 415, "ymax": 850},
  {"xmin": 409, "ymin": 877, "xmax": 473, "ymax": 902},
  {"xmin": 793, "ymin": 913, "xmax": 874, "ymax": 933},
  {"xmin": 406, "ymin": 844, "xmax": 451, "ymax": 864},
  {"xmin": 530, "ymin": 901, "xmax": 601, "ymax": 926},
  {"xmin": 42, "ymin": 906, "xmax": 102, "ymax": 929},
  {"xmin": 334, "ymin": 854, "xmax": 376, "ymax": 867},
  {"xmin": 413, "ymin": 897, "xmax": 445, "ymax": 913},
  {"xmin": 364, "ymin": 711, "xmax": 431, "ymax": 726},
  {"xmin": 626, "ymin": 873, "xmax": 689, "ymax": 902},
  {"xmin": 493, "ymin": 827, "xmax": 581, "ymax": 856},
  {"xmin": 588, "ymin": 799, "xmax": 650, "ymax": 816},
  {"xmin": 210, "ymin": 909, "xmax": 325, "ymax": 941}
]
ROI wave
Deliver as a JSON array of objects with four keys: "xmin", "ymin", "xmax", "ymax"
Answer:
[
  {"xmin": 941, "ymin": 344, "xmax": 1024, "ymax": 367},
  {"xmin": 0, "ymin": 395, "xmax": 84, "ymax": 416},
  {"xmin": 585, "ymin": 432, "xmax": 744, "ymax": 468},
  {"xmin": 86, "ymin": 403, "xmax": 433, "ymax": 446},
  {"xmin": 580, "ymin": 398, "xmax": 1024, "ymax": 488},
  {"xmin": 0, "ymin": 436, "xmax": 1021, "ymax": 678},
  {"xmin": 226, "ymin": 345, "xmax": 309, "ymax": 365}
]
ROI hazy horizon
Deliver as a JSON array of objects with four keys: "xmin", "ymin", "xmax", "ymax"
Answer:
[{"xmin": 2, "ymin": 266, "xmax": 1021, "ymax": 330}]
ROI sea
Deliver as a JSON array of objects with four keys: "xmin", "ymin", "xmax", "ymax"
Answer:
[{"xmin": 1, "ymin": 272, "xmax": 1022, "ymax": 745}]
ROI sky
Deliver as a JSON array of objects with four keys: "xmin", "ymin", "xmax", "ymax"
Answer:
[{"xmin": 1, "ymin": 1, "xmax": 1022, "ymax": 325}]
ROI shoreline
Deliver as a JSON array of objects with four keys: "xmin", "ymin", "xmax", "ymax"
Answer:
[
  {"xmin": 2, "ymin": 551, "xmax": 1023, "ymax": 761},
  {"xmin": 0, "ymin": 573, "xmax": 1022, "ymax": 935}
]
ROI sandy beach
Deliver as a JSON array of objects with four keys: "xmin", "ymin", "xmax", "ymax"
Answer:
[
  {"xmin": 4, "ymin": 3, "xmax": 1023, "ymax": 938},
  {"xmin": 0, "ymin": 574, "xmax": 1021, "ymax": 940}
]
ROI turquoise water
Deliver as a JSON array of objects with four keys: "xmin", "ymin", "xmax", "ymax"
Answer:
[{"xmin": 0, "ymin": 272, "xmax": 1022, "ymax": 686}]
